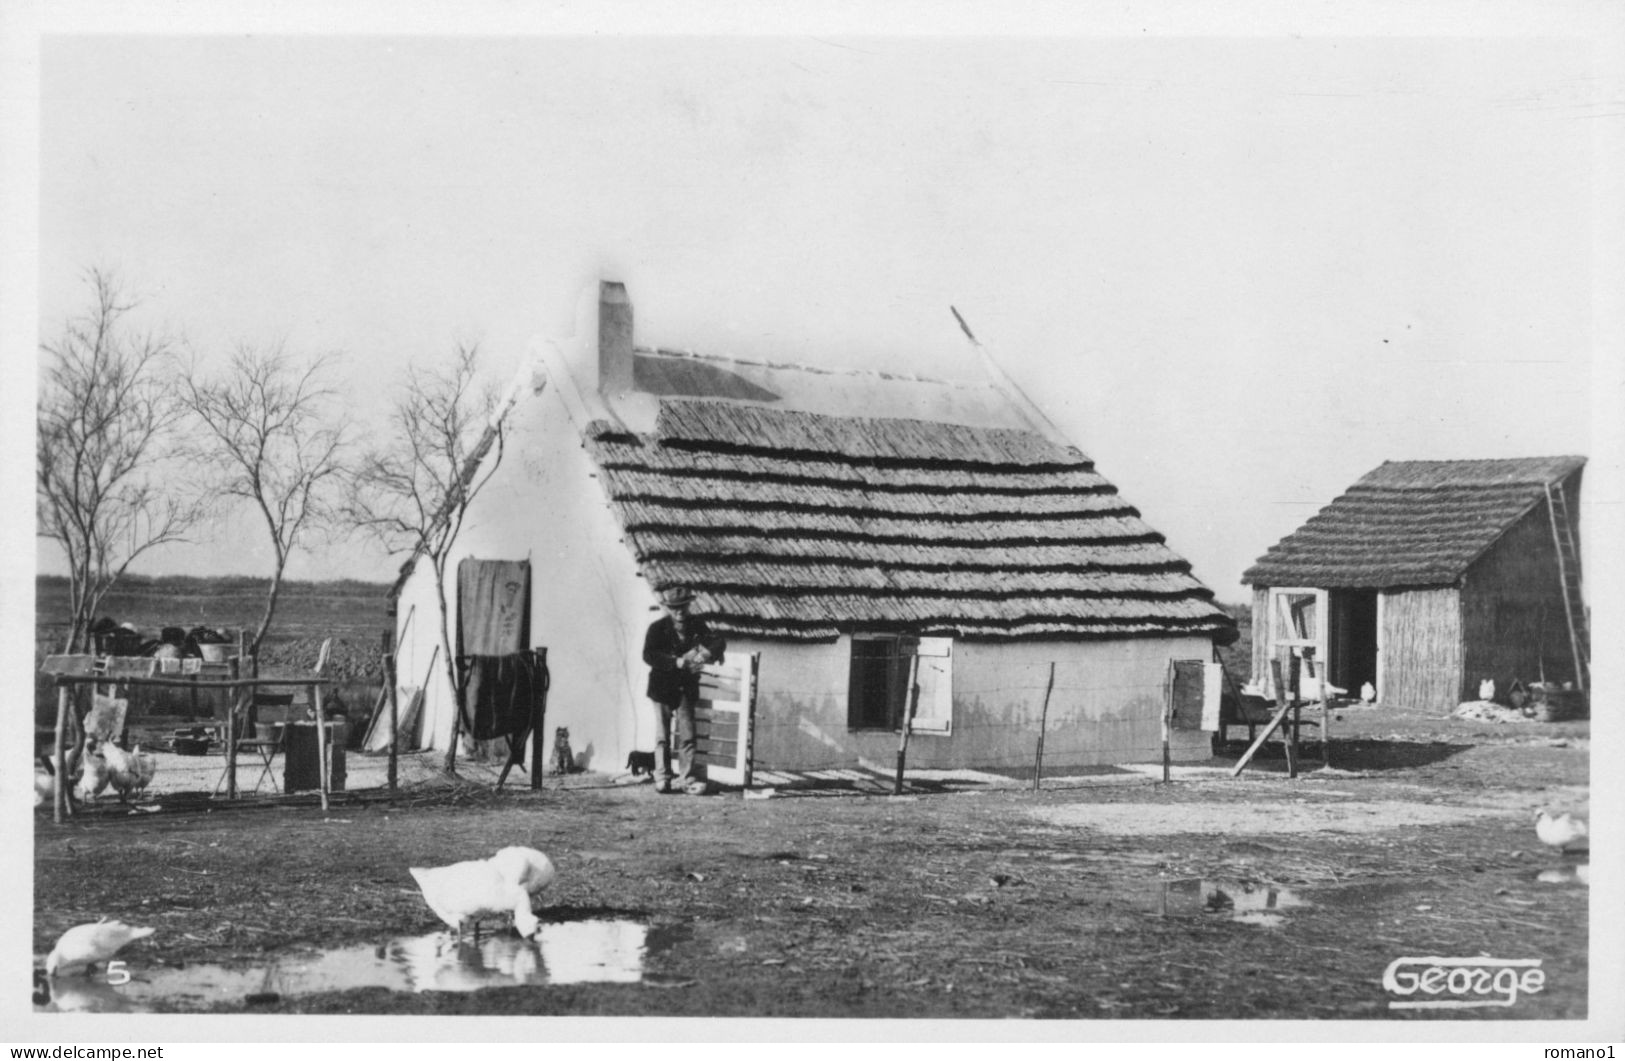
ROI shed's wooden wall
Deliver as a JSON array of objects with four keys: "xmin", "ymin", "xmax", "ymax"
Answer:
[
  {"xmin": 1379, "ymin": 586, "xmax": 1462, "ymax": 712},
  {"xmin": 1249, "ymin": 585, "xmax": 1270, "ymax": 687},
  {"xmin": 1460, "ymin": 499, "xmax": 1578, "ymax": 695}
]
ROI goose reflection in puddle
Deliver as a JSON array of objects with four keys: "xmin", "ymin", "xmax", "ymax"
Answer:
[{"xmin": 33, "ymin": 918, "xmax": 651, "ymax": 1012}]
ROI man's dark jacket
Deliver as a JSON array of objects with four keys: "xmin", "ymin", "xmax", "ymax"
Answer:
[{"xmin": 643, "ymin": 615, "xmax": 727, "ymax": 706}]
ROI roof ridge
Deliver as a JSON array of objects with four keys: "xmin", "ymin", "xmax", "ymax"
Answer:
[{"xmin": 636, "ymin": 345, "xmax": 991, "ymax": 389}]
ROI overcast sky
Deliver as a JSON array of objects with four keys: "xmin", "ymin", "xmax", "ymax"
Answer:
[{"xmin": 11, "ymin": 4, "xmax": 1624, "ymax": 602}]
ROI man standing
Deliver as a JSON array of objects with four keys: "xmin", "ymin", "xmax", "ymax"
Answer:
[{"xmin": 643, "ymin": 586, "xmax": 726, "ymax": 795}]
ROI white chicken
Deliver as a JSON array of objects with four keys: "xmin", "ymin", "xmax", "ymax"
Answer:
[
  {"xmin": 1478, "ymin": 678, "xmax": 1496, "ymax": 701},
  {"xmin": 1535, "ymin": 809, "xmax": 1589, "ymax": 853},
  {"xmin": 37, "ymin": 748, "xmax": 83, "ymax": 809},
  {"xmin": 409, "ymin": 846, "xmax": 557, "ymax": 939},
  {"xmin": 78, "ymin": 740, "xmax": 157, "ymax": 803},
  {"xmin": 1360, "ymin": 682, "xmax": 1376, "ymax": 704},
  {"xmin": 45, "ymin": 919, "xmax": 155, "ymax": 977}
]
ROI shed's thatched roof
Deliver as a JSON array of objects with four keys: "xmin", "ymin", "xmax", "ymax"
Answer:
[
  {"xmin": 586, "ymin": 399, "xmax": 1235, "ymax": 643},
  {"xmin": 1241, "ymin": 456, "xmax": 1586, "ymax": 589}
]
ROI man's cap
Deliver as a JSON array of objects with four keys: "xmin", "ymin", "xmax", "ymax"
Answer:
[{"xmin": 656, "ymin": 586, "xmax": 697, "ymax": 609}]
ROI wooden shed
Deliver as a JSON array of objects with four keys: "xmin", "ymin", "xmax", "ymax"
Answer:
[{"xmin": 1240, "ymin": 457, "xmax": 1588, "ymax": 712}]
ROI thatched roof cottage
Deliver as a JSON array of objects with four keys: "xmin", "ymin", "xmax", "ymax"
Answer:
[
  {"xmin": 392, "ymin": 282, "xmax": 1236, "ymax": 776},
  {"xmin": 1241, "ymin": 456, "xmax": 1588, "ymax": 711}
]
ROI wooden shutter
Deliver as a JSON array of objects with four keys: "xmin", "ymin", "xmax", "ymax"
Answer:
[{"xmin": 910, "ymin": 637, "xmax": 953, "ymax": 734}]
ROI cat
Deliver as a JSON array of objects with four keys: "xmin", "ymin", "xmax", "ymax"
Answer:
[
  {"xmin": 625, "ymin": 750, "xmax": 657, "ymax": 777},
  {"xmin": 550, "ymin": 727, "xmax": 575, "ymax": 775}
]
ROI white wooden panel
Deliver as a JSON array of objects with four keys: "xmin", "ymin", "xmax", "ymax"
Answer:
[
  {"xmin": 1202, "ymin": 661, "xmax": 1224, "ymax": 731},
  {"xmin": 911, "ymin": 637, "xmax": 953, "ymax": 734}
]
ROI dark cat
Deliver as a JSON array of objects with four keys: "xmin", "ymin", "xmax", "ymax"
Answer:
[
  {"xmin": 551, "ymin": 727, "xmax": 575, "ymax": 774},
  {"xmin": 625, "ymin": 750, "xmax": 657, "ymax": 777}
]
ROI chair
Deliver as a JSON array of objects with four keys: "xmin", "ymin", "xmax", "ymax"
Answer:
[
  {"xmin": 217, "ymin": 639, "xmax": 332, "ymax": 797},
  {"xmin": 217, "ymin": 691, "xmax": 296, "ymax": 795}
]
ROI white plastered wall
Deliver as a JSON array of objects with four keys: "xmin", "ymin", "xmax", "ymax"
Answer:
[{"xmin": 392, "ymin": 354, "xmax": 656, "ymax": 772}]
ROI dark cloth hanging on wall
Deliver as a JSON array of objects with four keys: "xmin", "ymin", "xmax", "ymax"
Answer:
[
  {"xmin": 456, "ymin": 558, "xmax": 534, "ymax": 764},
  {"xmin": 458, "ymin": 651, "xmax": 548, "ymax": 763}
]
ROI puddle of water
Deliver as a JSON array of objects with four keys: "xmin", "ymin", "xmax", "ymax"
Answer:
[
  {"xmin": 1156, "ymin": 879, "xmax": 1309, "ymax": 928},
  {"xmin": 1536, "ymin": 864, "xmax": 1590, "ymax": 886},
  {"xmin": 34, "ymin": 919, "xmax": 649, "ymax": 1013}
]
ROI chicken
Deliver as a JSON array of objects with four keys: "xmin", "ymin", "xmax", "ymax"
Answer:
[
  {"xmin": 1535, "ymin": 809, "xmax": 1589, "ymax": 853},
  {"xmin": 77, "ymin": 740, "xmax": 157, "ymax": 803},
  {"xmin": 409, "ymin": 847, "xmax": 557, "ymax": 939},
  {"xmin": 1360, "ymin": 682, "xmax": 1376, "ymax": 703},
  {"xmin": 35, "ymin": 772, "xmax": 62, "ymax": 810},
  {"xmin": 76, "ymin": 751, "xmax": 110, "ymax": 802},
  {"xmin": 37, "ymin": 747, "xmax": 83, "ymax": 809},
  {"xmin": 103, "ymin": 742, "xmax": 157, "ymax": 802},
  {"xmin": 1478, "ymin": 678, "xmax": 1496, "ymax": 702},
  {"xmin": 45, "ymin": 919, "xmax": 155, "ymax": 977}
]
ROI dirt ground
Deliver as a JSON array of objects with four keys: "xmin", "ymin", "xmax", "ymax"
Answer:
[{"xmin": 32, "ymin": 703, "xmax": 1591, "ymax": 1021}]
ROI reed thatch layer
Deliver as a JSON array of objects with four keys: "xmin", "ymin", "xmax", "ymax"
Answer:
[
  {"xmin": 631, "ymin": 533, "xmax": 1192, "ymax": 572},
  {"xmin": 585, "ymin": 399, "xmax": 1234, "ymax": 642},
  {"xmin": 656, "ymin": 400, "xmax": 1089, "ymax": 466},
  {"xmin": 641, "ymin": 559, "xmax": 1209, "ymax": 597},
  {"xmin": 1359, "ymin": 456, "xmax": 1585, "ymax": 489},
  {"xmin": 701, "ymin": 591, "xmax": 1227, "ymax": 625},
  {"xmin": 588, "ymin": 437, "xmax": 1111, "ymax": 493},
  {"xmin": 615, "ymin": 502, "xmax": 1163, "ymax": 543},
  {"xmin": 601, "ymin": 469, "xmax": 1138, "ymax": 519},
  {"xmin": 709, "ymin": 617, "xmax": 1227, "ymax": 641},
  {"xmin": 1243, "ymin": 457, "xmax": 1586, "ymax": 588}
]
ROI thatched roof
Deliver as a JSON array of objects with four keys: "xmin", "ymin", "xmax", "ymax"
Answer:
[
  {"xmin": 1242, "ymin": 456, "xmax": 1586, "ymax": 589},
  {"xmin": 586, "ymin": 399, "xmax": 1235, "ymax": 643}
]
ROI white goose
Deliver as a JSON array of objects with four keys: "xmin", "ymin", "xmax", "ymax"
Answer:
[
  {"xmin": 409, "ymin": 847, "xmax": 557, "ymax": 939},
  {"xmin": 1535, "ymin": 809, "xmax": 1589, "ymax": 853},
  {"xmin": 46, "ymin": 919, "xmax": 155, "ymax": 977}
]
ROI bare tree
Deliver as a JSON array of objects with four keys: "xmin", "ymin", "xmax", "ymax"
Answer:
[
  {"xmin": 345, "ymin": 344, "xmax": 507, "ymax": 773},
  {"xmin": 180, "ymin": 344, "xmax": 350, "ymax": 660},
  {"xmin": 37, "ymin": 269, "xmax": 205, "ymax": 653}
]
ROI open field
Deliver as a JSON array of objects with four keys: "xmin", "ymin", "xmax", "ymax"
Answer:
[{"xmin": 33, "ymin": 703, "xmax": 1590, "ymax": 1020}]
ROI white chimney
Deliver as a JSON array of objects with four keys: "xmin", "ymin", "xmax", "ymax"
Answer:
[{"xmin": 598, "ymin": 281, "xmax": 634, "ymax": 398}]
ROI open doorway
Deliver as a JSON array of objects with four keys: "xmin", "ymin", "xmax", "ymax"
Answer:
[{"xmin": 1328, "ymin": 589, "xmax": 1378, "ymax": 697}]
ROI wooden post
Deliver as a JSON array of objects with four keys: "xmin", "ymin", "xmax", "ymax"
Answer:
[
  {"xmin": 385, "ymin": 652, "xmax": 399, "ymax": 792},
  {"xmin": 312, "ymin": 682, "xmax": 330, "ymax": 812},
  {"xmin": 1162, "ymin": 658, "xmax": 1174, "ymax": 783},
  {"xmin": 53, "ymin": 686, "xmax": 70, "ymax": 824},
  {"xmin": 1276, "ymin": 651, "xmax": 1299, "ymax": 779},
  {"xmin": 531, "ymin": 648, "xmax": 548, "ymax": 792},
  {"xmin": 1033, "ymin": 661, "xmax": 1056, "ymax": 792},
  {"xmin": 893, "ymin": 653, "xmax": 921, "ymax": 796},
  {"xmin": 1322, "ymin": 695, "xmax": 1332, "ymax": 767},
  {"xmin": 1304, "ymin": 652, "xmax": 1332, "ymax": 767},
  {"xmin": 224, "ymin": 686, "xmax": 239, "ymax": 800}
]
